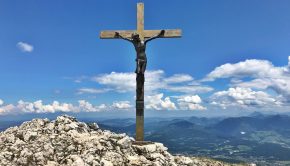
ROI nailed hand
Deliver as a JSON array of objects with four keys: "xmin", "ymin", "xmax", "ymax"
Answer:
[{"xmin": 115, "ymin": 32, "xmax": 120, "ymax": 37}]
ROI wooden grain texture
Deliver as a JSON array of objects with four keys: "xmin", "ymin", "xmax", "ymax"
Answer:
[
  {"xmin": 137, "ymin": 3, "xmax": 144, "ymax": 40},
  {"xmin": 100, "ymin": 29, "xmax": 182, "ymax": 39},
  {"xmin": 144, "ymin": 29, "xmax": 182, "ymax": 38},
  {"xmin": 100, "ymin": 30, "xmax": 136, "ymax": 39}
]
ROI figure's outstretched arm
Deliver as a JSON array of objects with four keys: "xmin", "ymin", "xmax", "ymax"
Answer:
[
  {"xmin": 115, "ymin": 32, "xmax": 132, "ymax": 42},
  {"xmin": 145, "ymin": 30, "xmax": 165, "ymax": 44}
]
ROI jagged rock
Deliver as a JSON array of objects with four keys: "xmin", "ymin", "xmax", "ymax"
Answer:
[{"xmin": 0, "ymin": 115, "xmax": 246, "ymax": 166}]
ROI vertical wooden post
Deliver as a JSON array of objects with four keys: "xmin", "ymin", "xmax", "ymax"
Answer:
[
  {"xmin": 137, "ymin": 3, "xmax": 144, "ymax": 40},
  {"xmin": 136, "ymin": 73, "xmax": 144, "ymax": 141}
]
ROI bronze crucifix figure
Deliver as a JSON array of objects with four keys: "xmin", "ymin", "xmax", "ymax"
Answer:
[
  {"xmin": 115, "ymin": 30, "xmax": 165, "ymax": 74},
  {"xmin": 100, "ymin": 3, "xmax": 182, "ymax": 143}
]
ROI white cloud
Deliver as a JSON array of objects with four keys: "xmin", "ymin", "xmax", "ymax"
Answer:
[
  {"xmin": 17, "ymin": 42, "xmax": 34, "ymax": 52},
  {"xmin": 74, "ymin": 70, "xmax": 212, "ymax": 111},
  {"xmin": 210, "ymin": 87, "xmax": 281, "ymax": 109},
  {"xmin": 0, "ymin": 100, "xmax": 135, "ymax": 115},
  {"xmin": 93, "ymin": 70, "xmax": 167, "ymax": 93},
  {"xmin": 145, "ymin": 93, "xmax": 177, "ymax": 110},
  {"xmin": 178, "ymin": 102, "xmax": 206, "ymax": 111},
  {"xmin": 0, "ymin": 99, "xmax": 3, "ymax": 106},
  {"xmin": 112, "ymin": 101, "xmax": 132, "ymax": 109},
  {"xmin": 0, "ymin": 104, "xmax": 15, "ymax": 115},
  {"xmin": 204, "ymin": 57, "xmax": 290, "ymax": 104},
  {"xmin": 145, "ymin": 70, "xmax": 168, "ymax": 93},
  {"xmin": 176, "ymin": 95, "xmax": 206, "ymax": 110},
  {"xmin": 78, "ymin": 100, "xmax": 107, "ymax": 112},
  {"xmin": 204, "ymin": 59, "xmax": 282, "ymax": 81},
  {"xmin": 51, "ymin": 101, "xmax": 74, "ymax": 112},
  {"xmin": 164, "ymin": 74, "xmax": 193, "ymax": 84},
  {"xmin": 77, "ymin": 88, "xmax": 110, "ymax": 94},
  {"xmin": 177, "ymin": 95, "xmax": 202, "ymax": 103},
  {"xmin": 0, "ymin": 95, "xmax": 208, "ymax": 115},
  {"xmin": 240, "ymin": 131, "xmax": 246, "ymax": 135},
  {"xmin": 92, "ymin": 70, "xmax": 212, "ymax": 94},
  {"xmin": 93, "ymin": 71, "xmax": 136, "ymax": 93},
  {"xmin": 167, "ymin": 85, "xmax": 213, "ymax": 94},
  {"xmin": 74, "ymin": 76, "xmax": 88, "ymax": 83},
  {"xmin": 17, "ymin": 100, "xmax": 75, "ymax": 113},
  {"xmin": 78, "ymin": 100, "xmax": 95, "ymax": 112}
]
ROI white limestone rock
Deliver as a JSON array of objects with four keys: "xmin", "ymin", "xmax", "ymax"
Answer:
[{"xmin": 0, "ymin": 115, "xmax": 242, "ymax": 166}]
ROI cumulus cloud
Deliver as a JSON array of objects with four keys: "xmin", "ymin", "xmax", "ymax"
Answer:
[
  {"xmin": 145, "ymin": 93, "xmax": 177, "ymax": 110},
  {"xmin": 93, "ymin": 70, "xmax": 168, "ymax": 93},
  {"xmin": 0, "ymin": 99, "xmax": 3, "ymax": 106},
  {"xmin": 204, "ymin": 59, "xmax": 282, "ymax": 81},
  {"xmin": 0, "ymin": 104, "xmax": 15, "ymax": 115},
  {"xmin": 210, "ymin": 87, "xmax": 281, "ymax": 109},
  {"xmin": 177, "ymin": 95, "xmax": 202, "ymax": 103},
  {"xmin": 78, "ymin": 100, "xmax": 107, "ymax": 112},
  {"xmin": 0, "ymin": 100, "xmax": 133, "ymax": 115},
  {"xmin": 17, "ymin": 100, "xmax": 75, "ymax": 113},
  {"xmin": 176, "ymin": 95, "xmax": 206, "ymax": 110},
  {"xmin": 72, "ymin": 70, "xmax": 211, "ymax": 111},
  {"xmin": 92, "ymin": 70, "xmax": 212, "ymax": 94},
  {"xmin": 93, "ymin": 72, "xmax": 136, "ymax": 93},
  {"xmin": 204, "ymin": 57, "xmax": 290, "ymax": 104},
  {"xmin": 234, "ymin": 78, "xmax": 290, "ymax": 103},
  {"xmin": 0, "ymin": 95, "xmax": 209, "ymax": 114},
  {"xmin": 17, "ymin": 42, "xmax": 34, "ymax": 52},
  {"xmin": 112, "ymin": 101, "xmax": 132, "ymax": 109}
]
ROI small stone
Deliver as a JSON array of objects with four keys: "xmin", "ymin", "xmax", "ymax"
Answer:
[
  {"xmin": 23, "ymin": 131, "xmax": 38, "ymax": 141},
  {"xmin": 100, "ymin": 158, "xmax": 113, "ymax": 166},
  {"xmin": 117, "ymin": 136, "xmax": 131, "ymax": 149},
  {"xmin": 88, "ymin": 122, "xmax": 99, "ymax": 130},
  {"xmin": 45, "ymin": 161, "xmax": 59, "ymax": 166}
]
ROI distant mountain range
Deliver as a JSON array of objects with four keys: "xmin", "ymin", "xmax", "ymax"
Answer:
[
  {"xmin": 96, "ymin": 113, "xmax": 290, "ymax": 165},
  {"xmin": 1, "ymin": 112, "xmax": 290, "ymax": 165}
]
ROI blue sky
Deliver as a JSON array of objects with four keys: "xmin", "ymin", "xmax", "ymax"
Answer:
[{"xmin": 0, "ymin": 0, "xmax": 290, "ymax": 117}]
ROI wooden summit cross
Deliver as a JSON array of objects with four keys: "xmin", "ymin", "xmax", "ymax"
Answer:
[{"xmin": 100, "ymin": 3, "xmax": 181, "ymax": 143}]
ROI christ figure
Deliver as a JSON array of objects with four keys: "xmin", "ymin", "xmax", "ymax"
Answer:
[{"xmin": 115, "ymin": 30, "xmax": 165, "ymax": 74}]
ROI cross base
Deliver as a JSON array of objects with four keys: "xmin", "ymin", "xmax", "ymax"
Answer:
[{"xmin": 132, "ymin": 141, "xmax": 154, "ymax": 146}]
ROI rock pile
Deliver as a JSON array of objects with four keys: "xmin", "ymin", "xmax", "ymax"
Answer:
[{"xmin": 0, "ymin": 115, "xmax": 243, "ymax": 166}]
